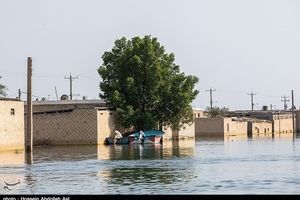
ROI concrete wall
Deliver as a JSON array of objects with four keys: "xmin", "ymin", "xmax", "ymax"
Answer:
[
  {"xmin": 248, "ymin": 120, "xmax": 273, "ymax": 138},
  {"xmin": 273, "ymin": 117, "xmax": 293, "ymax": 134},
  {"xmin": 163, "ymin": 121, "xmax": 195, "ymax": 140},
  {"xmin": 28, "ymin": 108, "xmax": 98, "ymax": 145},
  {"xmin": 97, "ymin": 109, "xmax": 120, "ymax": 144},
  {"xmin": 295, "ymin": 111, "xmax": 300, "ymax": 133},
  {"xmin": 223, "ymin": 118, "xmax": 248, "ymax": 136},
  {"xmin": 0, "ymin": 100, "xmax": 24, "ymax": 152},
  {"xmin": 195, "ymin": 117, "xmax": 248, "ymax": 137},
  {"xmin": 193, "ymin": 109, "xmax": 205, "ymax": 118}
]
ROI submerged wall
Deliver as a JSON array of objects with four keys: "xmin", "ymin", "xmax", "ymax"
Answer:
[{"xmin": 0, "ymin": 99, "xmax": 24, "ymax": 152}]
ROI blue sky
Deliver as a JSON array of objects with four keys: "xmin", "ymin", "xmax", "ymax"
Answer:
[{"xmin": 1, "ymin": 0, "xmax": 300, "ymax": 110}]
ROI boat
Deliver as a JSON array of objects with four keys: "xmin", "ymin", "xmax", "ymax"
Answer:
[{"xmin": 105, "ymin": 129, "xmax": 164, "ymax": 145}]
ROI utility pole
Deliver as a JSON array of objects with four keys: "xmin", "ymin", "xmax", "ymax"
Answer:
[
  {"xmin": 281, "ymin": 96, "xmax": 290, "ymax": 111},
  {"xmin": 248, "ymin": 92, "xmax": 256, "ymax": 111},
  {"xmin": 26, "ymin": 57, "xmax": 33, "ymax": 164},
  {"xmin": 55, "ymin": 86, "xmax": 59, "ymax": 101},
  {"xmin": 270, "ymin": 104, "xmax": 276, "ymax": 111},
  {"xmin": 64, "ymin": 73, "xmax": 78, "ymax": 100},
  {"xmin": 18, "ymin": 89, "xmax": 21, "ymax": 100},
  {"xmin": 206, "ymin": 88, "xmax": 216, "ymax": 110},
  {"xmin": 291, "ymin": 90, "xmax": 295, "ymax": 136}
]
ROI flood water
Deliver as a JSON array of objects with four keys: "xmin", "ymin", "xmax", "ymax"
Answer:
[{"xmin": 0, "ymin": 134, "xmax": 300, "ymax": 194}]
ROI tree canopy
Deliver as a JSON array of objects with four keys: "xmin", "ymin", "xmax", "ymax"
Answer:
[
  {"xmin": 0, "ymin": 76, "xmax": 7, "ymax": 97},
  {"xmin": 206, "ymin": 106, "xmax": 229, "ymax": 118},
  {"xmin": 98, "ymin": 35, "xmax": 199, "ymax": 131}
]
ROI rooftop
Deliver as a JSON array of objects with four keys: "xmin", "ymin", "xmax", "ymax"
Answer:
[
  {"xmin": 24, "ymin": 99, "xmax": 106, "ymax": 106},
  {"xmin": 0, "ymin": 97, "xmax": 21, "ymax": 102}
]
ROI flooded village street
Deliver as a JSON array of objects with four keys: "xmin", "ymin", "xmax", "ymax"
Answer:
[
  {"xmin": 2, "ymin": 1, "xmax": 300, "ymax": 196},
  {"xmin": 1, "ymin": 135, "xmax": 300, "ymax": 194}
]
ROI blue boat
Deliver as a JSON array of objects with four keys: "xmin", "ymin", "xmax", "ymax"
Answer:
[{"xmin": 105, "ymin": 129, "xmax": 164, "ymax": 145}]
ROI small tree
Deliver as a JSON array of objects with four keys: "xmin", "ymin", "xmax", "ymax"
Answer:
[
  {"xmin": 98, "ymin": 35, "xmax": 199, "ymax": 131},
  {"xmin": 0, "ymin": 76, "xmax": 7, "ymax": 97},
  {"xmin": 206, "ymin": 106, "xmax": 229, "ymax": 118}
]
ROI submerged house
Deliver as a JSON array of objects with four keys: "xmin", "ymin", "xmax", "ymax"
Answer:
[
  {"xmin": 24, "ymin": 99, "xmax": 196, "ymax": 146},
  {"xmin": 194, "ymin": 109, "xmax": 295, "ymax": 138},
  {"xmin": 24, "ymin": 99, "xmax": 119, "ymax": 145},
  {"xmin": 0, "ymin": 98, "xmax": 24, "ymax": 152}
]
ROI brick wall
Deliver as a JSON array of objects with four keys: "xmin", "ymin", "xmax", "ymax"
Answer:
[
  {"xmin": 27, "ymin": 108, "xmax": 98, "ymax": 145},
  {"xmin": 195, "ymin": 117, "xmax": 224, "ymax": 137},
  {"xmin": 0, "ymin": 100, "xmax": 24, "ymax": 152}
]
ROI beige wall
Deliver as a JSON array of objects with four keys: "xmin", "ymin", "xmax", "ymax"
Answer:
[
  {"xmin": 223, "ymin": 118, "xmax": 248, "ymax": 136},
  {"xmin": 28, "ymin": 108, "xmax": 98, "ymax": 145},
  {"xmin": 0, "ymin": 100, "xmax": 24, "ymax": 152},
  {"xmin": 273, "ymin": 117, "xmax": 293, "ymax": 134},
  {"xmin": 195, "ymin": 117, "xmax": 248, "ymax": 137},
  {"xmin": 193, "ymin": 109, "xmax": 205, "ymax": 118},
  {"xmin": 163, "ymin": 121, "xmax": 195, "ymax": 140},
  {"xmin": 249, "ymin": 121, "xmax": 273, "ymax": 138},
  {"xmin": 0, "ymin": 150, "xmax": 24, "ymax": 165},
  {"xmin": 97, "ymin": 110, "xmax": 120, "ymax": 144}
]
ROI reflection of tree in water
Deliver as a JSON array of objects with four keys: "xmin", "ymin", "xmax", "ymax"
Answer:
[
  {"xmin": 99, "ymin": 141, "xmax": 196, "ymax": 186},
  {"xmin": 106, "ymin": 144, "xmax": 164, "ymax": 160},
  {"xmin": 102, "ymin": 141, "xmax": 195, "ymax": 160}
]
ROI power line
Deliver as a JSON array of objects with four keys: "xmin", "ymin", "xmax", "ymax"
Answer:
[
  {"xmin": 64, "ymin": 73, "xmax": 78, "ymax": 100},
  {"xmin": 247, "ymin": 92, "xmax": 256, "ymax": 111},
  {"xmin": 206, "ymin": 88, "xmax": 216, "ymax": 109},
  {"xmin": 281, "ymin": 96, "xmax": 290, "ymax": 111}
]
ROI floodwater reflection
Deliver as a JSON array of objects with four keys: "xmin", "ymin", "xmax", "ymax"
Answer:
[
  {"xmin": 97, "ymin": 140, "xmax": 196, "ymax": 190},
  {"xmin": 97, "ymin": 139, "xmax": 195, "ymax": 160},
  {"xmin": 0, "ymin": 135, "xmax": 299, "ymax": 194},
  {"xmin": 0, "ymin": 150, "xmax": 25, "ymax": 194}
]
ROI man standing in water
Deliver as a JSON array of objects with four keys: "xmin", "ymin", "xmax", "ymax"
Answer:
[
  {"xmin": 113, "ymin": 130, "xmax": 123, "ymax": 144},
  {"xmin": 139, "ymin": 130, "xmax": 145, "ymax": 143}
]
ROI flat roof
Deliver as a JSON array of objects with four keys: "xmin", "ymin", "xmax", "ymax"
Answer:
[
  {"xmin": 0, "ymin": 97, "xmax": 21, "ymax": 102},
  {"xmin": 24, "ymin": 99, "xmax": 106, "ymax": 105}
]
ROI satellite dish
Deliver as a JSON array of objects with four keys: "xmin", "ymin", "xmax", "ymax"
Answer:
[{"xmin": 60, "ymin": 94, "xmax": 69, "ymax": 100}]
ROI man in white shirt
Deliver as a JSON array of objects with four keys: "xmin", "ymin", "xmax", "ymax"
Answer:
[
  {"xmin": 139, "ymin": 130, "xmax": 145, "ymax": 143},
  {"xmin": 114, "ymin": 130, "xmax": 123, "ymax": 144}
]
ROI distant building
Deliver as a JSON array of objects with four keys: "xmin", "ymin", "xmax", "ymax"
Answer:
[
  {"xmin": 193, "ymin": 108, "xmax": 206, "ymax": 118},
  {"xmin": 195, "ymin": 117, "xmax": 248, "ymax": 137},
  {"xmin": 226, "ymin": 110, "xmax": 294, "ymax": 134},
  {"xmin": 0, "ymin": 98, "xmax": 24, "ymax": 152},
  {"xmin": 194, "ymin": 110, "xmax": 295, "ymax": 138},
  {"xmin": 247, "ymin": 119, "xmax": 273, "ymax": 138}
]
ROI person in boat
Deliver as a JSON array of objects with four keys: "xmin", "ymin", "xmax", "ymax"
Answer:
[
  {"xmin": 139, "ymin": 130, "xmax": 145, "ymax": 143},
  {"xmin": 113, "ymin": 130, "xmax": 123, "ymax": 144}
]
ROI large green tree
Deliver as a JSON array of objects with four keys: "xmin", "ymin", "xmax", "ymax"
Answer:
[
  {"xmin": 206, "ymin": 106, "xmax": 229, "ymax": 118},
  {"xmin": 98, "ymin": 35, "xmax": 199, "ymax": 131},
  {"xmin": 0, "ymin": 76, "xmax": 7, "ymax": 97}
]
